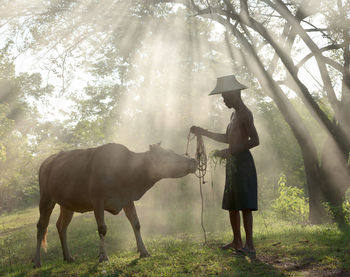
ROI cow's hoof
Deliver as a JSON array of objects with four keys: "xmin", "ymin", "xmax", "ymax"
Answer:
[
  {"xmin": 98, "ymin": 254, "xmax": 109, "ymax": 263},
  {"xmin": 140, "ymin": 251, "xmax": 150, "ymax": 258},
  {"xmin": 64, "ymin": 256, "xmax": 75, "ymax": 263}
]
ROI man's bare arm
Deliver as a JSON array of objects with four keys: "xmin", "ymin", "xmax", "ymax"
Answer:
[
  {"xmin": 202, "ymin": 129, "xmax": 228, "ymax": 143},
  {"xmin": 190, "ymin": 126, "xmax": 228, "ymax": 143},
  {"xmin": 243, "ymin": 114, "xmax": 259, "ymax": 149}
]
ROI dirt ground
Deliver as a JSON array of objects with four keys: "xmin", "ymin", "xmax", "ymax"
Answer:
[{"xmin": 257, "ymin": 253, "xmax": 350, "ymax": 277}]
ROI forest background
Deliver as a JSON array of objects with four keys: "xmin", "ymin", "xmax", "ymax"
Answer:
[{"xmin": 0, "ymin": 0, "xmax": 349, "ymax": 229}]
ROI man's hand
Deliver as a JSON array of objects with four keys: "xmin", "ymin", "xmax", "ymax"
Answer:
[
  {"xmin": 190, "ymin": 126, "xmax": 204, "ymax": 136},
  {"xmin": 213, "ymin": 149, "xmax": 229, "ymax": 158}
]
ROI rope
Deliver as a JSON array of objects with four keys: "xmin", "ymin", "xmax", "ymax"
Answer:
[{"xmin": 186, "ymin": 131, "xmax": 207, "ymax": 244}]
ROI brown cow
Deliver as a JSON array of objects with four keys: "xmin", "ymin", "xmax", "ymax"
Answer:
[{"xmin": 33, "ymin": 143, "xmax": 197, "ymax": 268}]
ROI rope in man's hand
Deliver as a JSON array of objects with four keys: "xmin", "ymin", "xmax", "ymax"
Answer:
[
  {"xmin": 186, "ymin": 131, "xmax": 207, "ymax": 182},
  {"xmin": 186, "ymin": 130, "xmax": 208, "ymax": 244}
]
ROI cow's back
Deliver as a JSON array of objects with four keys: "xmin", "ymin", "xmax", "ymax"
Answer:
[
  {"xmin": 87, "ymin": 144, "xmax": 138, "ymax": 208},
  {"xmin": 39, "ymin": 143, "xmax": 145, "ymax": 213},
  {"xmin": 88, "ymin": 143, "xmax": 151, "ymax": 213}
]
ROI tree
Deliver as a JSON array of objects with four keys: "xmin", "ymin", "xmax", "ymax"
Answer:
[{"xmin": 0, "ymin": 44, "xmax": 54, "ymax": 212}]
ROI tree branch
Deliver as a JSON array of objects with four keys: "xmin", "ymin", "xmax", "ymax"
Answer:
[
  {"xmin": 270, "ymin": 0, "xmax": 341, "ymax": 114},
  {"xmin": 296, "ymin": 44, "xmax": 346, "ymax": 73}
]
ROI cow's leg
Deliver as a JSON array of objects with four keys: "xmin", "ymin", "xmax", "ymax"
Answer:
[
  {"xmin": 93, "ymin": 203, "xmax": 109, "ymax": 262},
  {"xmin": 33, "ymin": 198, "xmax": 55, "ymax": 268},
  {"xmin": 56, "ymin": 206, "xmax": 74, "ymax": 262},
  {"xmin": 123, "ymin": 202, "xmax": 150, "ymax": 258}
]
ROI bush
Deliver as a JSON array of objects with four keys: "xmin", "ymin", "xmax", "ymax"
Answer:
[
  {"xmin": 323, "ymin": 200, "xmax": 350, "ymax": 226},
  {"xmin": 272, "ymin": 174, "xmax": 309, "ymax": 223}
]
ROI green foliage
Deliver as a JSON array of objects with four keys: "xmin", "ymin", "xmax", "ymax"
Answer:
[
  {"xmin": 0, "ymin": 48, "xmax": 55, "ymax": 212},
  {"xmin": 208, "ymin": 150, "xmax": 226, "ymax": 167},
  {"xmin": 254, "ymin": 100, "xmax": 307, "ymax": 211},
  {"xmin": 323, "ymin": 200, "xmax": 350, "ymax": 227},
  {"xmin": 344, "ymin": 201, "xmax": 350, "ymax": 224},
  {"xmin": 69, "ymin": 119, "xmax": 107, "ymax": 148},
  {"xmin": 256, "ymin": 101, "xmax": 305, "ymax": 188},
  {"xmin": 272, "ymin": 175, "xmax": 309, "ymax": 223}
]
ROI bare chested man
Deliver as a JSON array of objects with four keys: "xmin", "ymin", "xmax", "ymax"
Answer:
[{"xmin": 191, "ymin": 75, "xmax": 259, "ymax": 254}]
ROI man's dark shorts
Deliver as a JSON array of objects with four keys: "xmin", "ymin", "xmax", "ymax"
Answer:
[{"xmin": 222, "ymin": 150, "xmax": 258, "ymax": 211}]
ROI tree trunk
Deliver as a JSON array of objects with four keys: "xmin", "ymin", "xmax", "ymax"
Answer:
[
  {"xmin": 303, "ymin": 151, "xmax": 326, "ymax": 223},
  {"xmin": 320, "ymin": 136, "xmax": 350, "ymax": 225}
]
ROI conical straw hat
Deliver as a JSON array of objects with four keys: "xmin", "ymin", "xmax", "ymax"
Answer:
[{"xmin": 209, "ymin": 75, "xmax": 248, "ymax": 95}]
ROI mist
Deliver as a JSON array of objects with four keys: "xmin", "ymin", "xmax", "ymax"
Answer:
[{"xmin": 1, "ymin": 1, "xmax": 350, "ymax": 275}]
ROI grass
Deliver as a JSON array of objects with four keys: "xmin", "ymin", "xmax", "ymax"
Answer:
[{"xmin": 1, "ymin": 201, "xmax": 350, "ymax": 277}]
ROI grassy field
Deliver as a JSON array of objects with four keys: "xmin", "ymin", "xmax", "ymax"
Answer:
[{"xmin": 1, "ymin": 201, "xmax": 350, "ymax": 277}]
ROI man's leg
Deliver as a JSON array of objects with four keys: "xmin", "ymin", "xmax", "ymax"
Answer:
[
  {"xmin": 242, "ymin": 209, "xmax": 255, "ymax": 252},
  {"xmin": 222, "ymin": 210, "xmax": 243, "ymax": 250}
]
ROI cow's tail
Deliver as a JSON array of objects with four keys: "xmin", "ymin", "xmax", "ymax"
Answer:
[{"xmin": 42, "ymin": 228, "xmax": 48, "ymax": 252}]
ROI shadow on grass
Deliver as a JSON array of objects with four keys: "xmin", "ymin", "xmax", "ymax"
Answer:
[
  {"xmin": 255, "ymin": 221, "xmax": 350, "ymax": 276},
  {"xmin": 205, "ymin": 240, "xmax": 284, "ymax": 276},
  {"xmin": 106, "ymin": 241, "xmax": 285, "ymax": 277},
  {"xmin": 127, "ymin": 257, "xmax": 140, "ymax": 267},
  {"xmin": 221, "ymin": 249, "xmax": 284, "ymax": 276}
]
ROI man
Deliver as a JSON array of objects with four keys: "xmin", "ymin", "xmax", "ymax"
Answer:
[{"xmin": 191, "ymin": 75, "xmax": 259, "ymax": 254}]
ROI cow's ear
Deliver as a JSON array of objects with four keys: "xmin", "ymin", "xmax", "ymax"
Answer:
[
  {"xmin": 149, "ymin": 144, "xmax": 157, "ymax": 151},
  {"xmin": 150, "ymin": 142, "xmax": 161, "ymax": 150}
]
